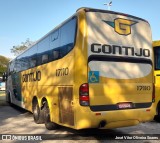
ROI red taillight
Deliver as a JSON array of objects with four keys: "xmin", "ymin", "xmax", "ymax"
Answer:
[
  {"xmin": 79, "ymin": 83, "xmax": 89, "ymax": 106},
  {"xmin": 80, "ymin": 96, "xmax": 89, "ymax": 101},
  {"xmin": 80, "ymin": 84, "xmax": 89, "ymax": 94},
  {"xmin": 152, "ymin": 84, "xmax": 155, "ymax": 102}
]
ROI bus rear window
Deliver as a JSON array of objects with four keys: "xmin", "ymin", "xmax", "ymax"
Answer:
[{"xmin": 89, "ymin": 61, "xmax": 152, "ymax": 79}]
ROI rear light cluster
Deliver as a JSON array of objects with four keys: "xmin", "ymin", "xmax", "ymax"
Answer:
[{"xmin": 79, "ymin": 83, "xmax": 89, "ymax": 106}]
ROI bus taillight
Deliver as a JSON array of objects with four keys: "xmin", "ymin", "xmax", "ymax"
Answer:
[{"xmin": 79, "ymin": 83, "xmax": 89, "ymax": 106}]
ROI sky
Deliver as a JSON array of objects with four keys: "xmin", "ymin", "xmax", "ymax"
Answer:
[{"xmin": 0, "ymin": 0, "xmax": 160, "ymax": 58}]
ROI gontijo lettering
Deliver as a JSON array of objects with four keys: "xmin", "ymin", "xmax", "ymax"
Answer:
[
  {"xmin": 22, "ymin": 71, "xmax": 41, "ymax": 82},
  {"xmin": 91, "ymin": 43, "xmax": 151, "ymax": 58}
]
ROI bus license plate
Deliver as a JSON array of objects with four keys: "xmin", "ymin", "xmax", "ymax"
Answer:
[{"xmin": 118, "ymin": 103, "xmax": 132, "ymax": 109}]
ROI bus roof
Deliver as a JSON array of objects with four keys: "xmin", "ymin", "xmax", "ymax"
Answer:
[{"xmin": 77, "ymin": 7, "xmax": 149, "ymax": 23}]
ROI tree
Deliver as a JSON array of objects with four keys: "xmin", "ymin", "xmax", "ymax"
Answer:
[
  {"xmin": 10, "ymin": 38, "xmax": 35, "ymax": 56},
  {"xmin": 0, "ymin": 55, "xmax": 10, "ymax": 77}
]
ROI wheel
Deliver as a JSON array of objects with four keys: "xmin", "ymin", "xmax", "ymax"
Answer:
[
  {"xmin": 32, "ymin": 99, "xmax": 44, "ymax": 124},
  {"xmin": 44, "ymin": 102, "xmax": 58, "ymax": 130}
]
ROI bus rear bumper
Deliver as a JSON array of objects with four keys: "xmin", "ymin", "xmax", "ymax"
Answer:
[{"xmin": 75, "ymin": 107, "xmax": 155, "ymax": 130}]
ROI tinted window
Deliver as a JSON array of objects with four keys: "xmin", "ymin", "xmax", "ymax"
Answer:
[
  {"xmin": 42, "ymin": 54, "xmax": 49, "ymax": 63},
  {"xmin": 37, "ymin": 36, "xmax": 50, "ymax": 65},
  {"xmin": 38, "ymin": 36, "xmax": 50, "ymax": 53},
  {"xmin": 59, "ymin": 18, "xmax": 76, "ymax": 57},
  {"xmin": 50, "ymin": 29, "xmax": 60, "ymax": 60},
  {"xmin": 18, "ymin": 51, "xmax": 29, "ymax": 71},
  {"xmin": 53, "ymin": 50, "xmax": 60, "ymax": 60},
  {"xmin": 155, "ymin": 47, "xmax": 160, "ymax": 70},
  {"xmin": 9, "ymin": 60, "xmax": 16, "ymax": 74},
  {"xmin": 10, "ymin": 17, "xmax": 77, "ymax": 72},
  {"xmin": 15, "ymin": 45, "xmax": 37, "ymax": 72},
  {"xmin": 51, "ymin": 30, "xmax": 59, "ymax": 43},
  {"xmin": 28, "ymin": 45, "xmax": 37, "ymax": 68}
]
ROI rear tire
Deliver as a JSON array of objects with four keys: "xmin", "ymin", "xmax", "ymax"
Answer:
[
  {"xmin": 32, "ymin": 99, "xmax": 44, "ymax": 124},
  {"xmin": 44, "ymin": 102, "xmax": 58, "ymax": 130}
]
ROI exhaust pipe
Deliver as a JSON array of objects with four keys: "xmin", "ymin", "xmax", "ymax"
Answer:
[{"xmin": 99, "ymin": 120, "xmax": 107, "ymax": 128}]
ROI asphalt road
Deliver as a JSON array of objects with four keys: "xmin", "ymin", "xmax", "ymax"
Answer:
[{"xmin": 0, "ymin": 94, "xmax": 160, "ymax": 143}]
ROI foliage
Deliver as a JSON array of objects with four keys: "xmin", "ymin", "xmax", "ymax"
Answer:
[
  {"xmin": 10, "ymin": 38, "xmax": 35, "ymax": 56},
  {"xmin": 0, "ymin": 55, "xmax": 10, "ymax": 76}
]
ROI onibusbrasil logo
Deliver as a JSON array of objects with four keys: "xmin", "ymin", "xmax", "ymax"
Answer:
[{"xmin": 102, "ymin": 18, "xmax": 138, "ymax": 36}]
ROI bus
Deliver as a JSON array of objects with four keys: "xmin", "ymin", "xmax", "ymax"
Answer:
[
  {"xmin": 4, "ymin": 8, "xmax": 155, "ymax": 130},
  {"xmin": 153, "ymin": 40, "xmax": 160, "ymax": 121}
]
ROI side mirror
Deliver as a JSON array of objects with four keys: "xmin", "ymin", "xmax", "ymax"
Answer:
[{"xmin": 2, "ymin": 72, "xmax": 7, "ymax": 82}]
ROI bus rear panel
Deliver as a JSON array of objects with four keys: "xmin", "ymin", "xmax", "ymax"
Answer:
[{"xmin": 75, "ymin": 8, "xmax": 154, "ymax": 129}]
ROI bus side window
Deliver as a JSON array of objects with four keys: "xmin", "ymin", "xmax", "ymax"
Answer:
[
  {"xmin": 10, "ymin": 60, "xmax": 16, "ymax": 74},
  {"xmin": 51, "ymin": 30, "xmax": 59, "ymax": 42},
  {"xmin": 8, "ymin": 62, "xmax": 12, "ymax": 75},
  {"xmin": 59, "ymin": 17, "xmax": 76, "ymax": 57},
  {"xmin": 53, "ymin": 50, "xmax": 60, "ymax": 60},
  {"xmin": 30, "ymin": 59, "xmax": 37, "ymax": 68},
  {"xmin": 42, "ymin": 54, "xmax": 49, "ymax": 64}
]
